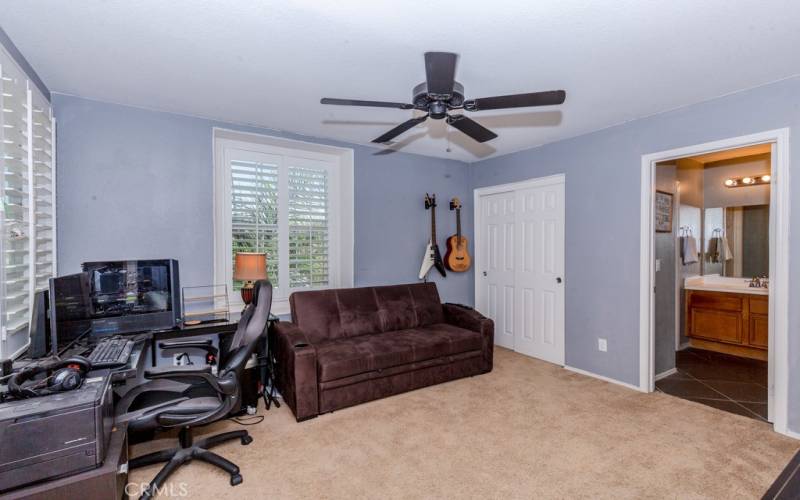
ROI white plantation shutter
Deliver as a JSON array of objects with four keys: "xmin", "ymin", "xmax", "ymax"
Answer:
[
  {"xmin": 230, "ymin": 158, "xmax": 280, "ymax": 293},
  {"xmin": 0, "ymin": 58, "xmax": 31, "ymax": 339},
  {"xmin": 215, "ymin": 136, "xmax": 345, "ymax": 311},
  {"xmin": 288, "ymin": 162, "xmax": 329, "ymax": 288},
  {"xmin": 31, "ymin": 90, "xmax": 55, "ymax": 292},
  {"xmin": 0, "ymin": 49, "xmax": 56, "ymax": 358}
]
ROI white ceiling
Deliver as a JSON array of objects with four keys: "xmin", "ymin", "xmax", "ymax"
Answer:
[{"xmin": 4, "ymin": 0, "xmax": 800, "ymax": 162}]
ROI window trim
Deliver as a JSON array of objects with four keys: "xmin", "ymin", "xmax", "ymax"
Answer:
[{"xmin": 213, "ymin": 128, "xmax": 354, "ymax": 315}]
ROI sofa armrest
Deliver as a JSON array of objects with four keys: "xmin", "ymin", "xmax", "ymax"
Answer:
[
  {"xmin": 442, "ymin": 303, "xmax": 494, "ymax": 373},
  {"xmin": 272, "ymin": 322, "xmax": 318, "ymax": 421}
]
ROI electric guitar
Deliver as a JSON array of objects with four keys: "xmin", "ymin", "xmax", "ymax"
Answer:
[
  {"xmin": 419, "ymin": 194, "xmax": 447, "ymax": 279},
  {"xmin": 444, "ymin": 197, "xmax": 472, "ymax": 272}
]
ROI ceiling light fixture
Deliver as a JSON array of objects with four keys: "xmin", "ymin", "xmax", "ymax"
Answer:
[{"xmin": 724, "ymin": 174, "xmax": 771, "ymax": 188}]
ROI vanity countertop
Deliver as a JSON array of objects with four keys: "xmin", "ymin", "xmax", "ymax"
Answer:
[{"xmin": 684, "ymin": 276, "xmax": 768, "ymax": 295}]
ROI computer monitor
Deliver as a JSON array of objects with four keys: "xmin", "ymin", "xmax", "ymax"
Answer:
[
  {"xmin": 48, "ymin": 272, "xmax": 93, "ymax": 355},
  {"xmin": 81, "ymin": 259, "xmax": 181, "ymax": 336}
]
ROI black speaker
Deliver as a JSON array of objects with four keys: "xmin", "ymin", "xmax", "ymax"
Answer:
[{"xmin": 28, "ymin": 290, "xmax": 51, "ymax": 358}]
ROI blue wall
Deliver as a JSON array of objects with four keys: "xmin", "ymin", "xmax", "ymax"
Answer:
[
  {"xmin": 52, "ymin": 95, "xmax": 473, "ymax": 305},
  {"xmin": 468, "ymin": 75, "xmax": 800, "ymax": 431}
]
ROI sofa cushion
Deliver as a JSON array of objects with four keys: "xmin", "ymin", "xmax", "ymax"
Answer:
[
  {"xmin": 315, "ymin": 324, "xmax": 482, "ymax": 382},
  {"xmin": 374, "ymin": 285, "xmax": 417, "ymax": 332},
  {"xmin": 417, "ymin": 323, "xmax": 484, "ymax": 355},
  {"xmin": 290, "ymin": 289, "xmax": 343, "ymax": 343},
  {"xmin": 407, "ymin": 283, "xmax": 444, "ymax": 326},
  {"xmin": 336, "ymin": 287, "xmax": 383, "ymax": 338}
]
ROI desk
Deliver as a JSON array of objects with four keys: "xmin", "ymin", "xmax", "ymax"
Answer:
[{"xmin": 3, "ymin": 315, "xmax": 279, "ymax": 499}]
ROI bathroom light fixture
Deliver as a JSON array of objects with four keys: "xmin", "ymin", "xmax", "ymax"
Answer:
[{"xmin": 724, "ymin": 174, "xmax": 771, "ymax": 188}]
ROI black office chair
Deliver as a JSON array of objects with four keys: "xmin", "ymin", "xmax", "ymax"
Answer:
[{"xmin": 118, "ymin": 280, "xmax": 272, "ymax": 499}]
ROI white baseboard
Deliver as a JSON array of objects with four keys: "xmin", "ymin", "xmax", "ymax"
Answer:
[
  {"xmin": 655, "ymin": 368, "xmax": 677, "ymax": 381},
  {"xmin": 564, "ymin": 365, "xmax": 646, "ymax": 393},
  {"xmin": 677, "ymin": 342, "xmax": 691, "ymax": 351},
  {"xmin": 778, "ymin": 426, "xmax": 800, "ymax": 440}
]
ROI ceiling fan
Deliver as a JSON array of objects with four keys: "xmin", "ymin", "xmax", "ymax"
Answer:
[{"xmin": 321, "ymin": 52, "xmax": 566, "ymax": 145}]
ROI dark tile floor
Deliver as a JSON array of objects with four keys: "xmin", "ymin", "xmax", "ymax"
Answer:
[{"xmin": 655, "ymin": 348, "xmax": 768, "ymax": 422}]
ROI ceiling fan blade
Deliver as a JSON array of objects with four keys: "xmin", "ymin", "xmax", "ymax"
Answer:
[
  {"xmin": 321, "ymin": 98, "xmax": 414, "ymax": 110},
  {"xmin": 464, "ymin": 90, "xmax": 566, "ymax": 111},
  {"xmin": 372, "ymin": 115, "xmax": 429, "ymax": 144},
  {"xmin": 424, "ymin": 52, "xmax": 457, "ymax": 96},
  {"xmin": 446, "ymin": 115, "xmax": 498, "ymax": 143}
]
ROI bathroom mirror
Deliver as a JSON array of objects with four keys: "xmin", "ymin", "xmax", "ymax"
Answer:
[{"xmin": 701, "ymin": 204, "xmax": 769, "ymax": 278}]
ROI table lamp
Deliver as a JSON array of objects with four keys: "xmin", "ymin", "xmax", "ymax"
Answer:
[{"xmin": 233, "ymin": 252, "xmax": 267, "ymax": 305}]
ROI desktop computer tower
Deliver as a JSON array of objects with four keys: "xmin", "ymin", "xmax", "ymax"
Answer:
[{"xmin": 28, "ymin": 290, "xmax": 51, "ymax": 358}]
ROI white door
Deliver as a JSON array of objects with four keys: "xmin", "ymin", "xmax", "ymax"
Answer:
[
  {"xmin": 478, "ymin": 191, "xmax": 517, "ymax": 349},
  {"xmin": 476, "ymin": 176, "xmax": 565, "ymax": 365},
  {"xmin": 513, "ymin": 183, "xmax": 565, "ymax": 364}
]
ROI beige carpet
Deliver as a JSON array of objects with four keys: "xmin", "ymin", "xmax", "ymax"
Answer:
[{"xmin": 129, "ymin": 348, "xmax": 798, "ymax": 499}]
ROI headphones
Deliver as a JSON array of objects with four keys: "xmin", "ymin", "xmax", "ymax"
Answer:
[{"xmin": 7, "ymin": 355, "xmax": 92, "ymax": 399}]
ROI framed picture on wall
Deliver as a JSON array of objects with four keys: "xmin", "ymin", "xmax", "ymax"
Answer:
[{"xmin": 654, "ymin": 190, "xmax": 674, "ymax": 233}]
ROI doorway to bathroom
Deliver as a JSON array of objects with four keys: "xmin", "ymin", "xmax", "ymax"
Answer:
[{"xmin": 639, "ymin": 129, "xmax": 790, "ymax": 436}]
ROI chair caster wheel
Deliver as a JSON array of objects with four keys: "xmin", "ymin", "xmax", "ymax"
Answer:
[
  {"xmin": 231, "ymin": 474, "xmax": 243, "ymax": 486},
  {"xmin": 241, "ymin": 435, "xmax": 253, "ymax": 445}
]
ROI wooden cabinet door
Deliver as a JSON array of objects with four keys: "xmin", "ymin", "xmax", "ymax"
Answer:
[
  {"xmin": 749, "ymin": 314, "xmax": 769, "ymax": 348},
  {"xmin": 690, "ymin": 308, "xmax": 743, "ymax": 344}
]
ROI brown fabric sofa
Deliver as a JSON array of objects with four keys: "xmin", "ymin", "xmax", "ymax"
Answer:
[{"xmin": 272, "ymin": 282, "xmax": 493, "ymax": 421}]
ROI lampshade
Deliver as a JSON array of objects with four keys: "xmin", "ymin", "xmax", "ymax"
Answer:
[{"xmin": 233, "ymin": 252, "xmax": 267, "ymax": 281}]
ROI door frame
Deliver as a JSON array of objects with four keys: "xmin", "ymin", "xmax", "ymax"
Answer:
[
  {"xmin": 474, "ymin": 173, "xmax": 566, "ymax": 363},
  {"xmin": 639, "ymin": 128, "xmax": 791, "ymax": 436}
]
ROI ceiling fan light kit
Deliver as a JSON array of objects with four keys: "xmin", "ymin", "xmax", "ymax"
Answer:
[{"xmin": 321, "ymin": 52, "xmax": 567, "ymax": 145}]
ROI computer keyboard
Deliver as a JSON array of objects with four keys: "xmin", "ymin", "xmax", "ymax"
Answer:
[{"xmin": 87, "ymin": 337, "xmax": 135, "ymax": 368}]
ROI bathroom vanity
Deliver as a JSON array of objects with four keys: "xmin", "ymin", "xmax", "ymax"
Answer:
[{"xmin": 684, "ymin": 276, "xmax": 768, "ymax": 360}]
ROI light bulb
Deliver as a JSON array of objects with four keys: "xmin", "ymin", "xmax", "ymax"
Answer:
[
  {"xmin": 742, "ymin": 177, "xmax": 753, "ymax": 184},
  {"xmin": 762, "ymin": 175, "xmax": 771, "ymax": 182},
  {"xmin": 724, "ymin": 179, "xmax": 735, "ymax": 186}
]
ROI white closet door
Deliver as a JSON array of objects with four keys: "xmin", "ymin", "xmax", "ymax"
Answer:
[
  {"xmin": 476, "ymin": 176, "xmax": 565, "ymax": 365},
  {"xmin": 477, "ymin": 191, "xmax": 516, "ymax": 350},
  {"xmin": 513, "ymin": 181, "xmax": 565, "ymax": 364}
]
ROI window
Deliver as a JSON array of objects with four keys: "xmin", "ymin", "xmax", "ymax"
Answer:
[
  {"xmin": 0, "ymin": 48, "xmax": 56, "ymax": 359},
  {"xmin": 214, "ymin": 130, "xmax": 353, "ymax": 314}
]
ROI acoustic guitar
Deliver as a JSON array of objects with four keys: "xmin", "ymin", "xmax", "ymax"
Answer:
[
  {"xmin": 444, "ymin": 197, "xmax": 472, "ymax": 272},
  {"xmin": 419, "ymin": 194, "xmax": 447, "ymax": 279}
]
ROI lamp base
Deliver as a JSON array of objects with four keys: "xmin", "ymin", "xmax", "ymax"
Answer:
[{"xmin": 240, "ymin": 281, "xmax": 255, "ymax": 305}]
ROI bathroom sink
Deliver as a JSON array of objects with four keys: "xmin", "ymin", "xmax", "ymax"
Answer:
[{"xmin": 684, "ymin": 275, "xmax": 768, "ymax": 295}]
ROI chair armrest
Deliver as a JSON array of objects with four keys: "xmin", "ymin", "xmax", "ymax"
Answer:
[
  {"xmin": 442, "ymin": 303, "xmax": 494, "ymax": 373},
  {"xmin": 143, "ymin": 365, "xmax": 233, "ymax": 395},
  {"xmin": 272, "ymin": 322, "xmax": 318, "ymax": 421}
]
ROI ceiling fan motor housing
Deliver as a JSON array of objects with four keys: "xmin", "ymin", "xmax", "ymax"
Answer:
[{"xmin": 412, "ymin": 81, "xmax": 465, "ymax": 119}]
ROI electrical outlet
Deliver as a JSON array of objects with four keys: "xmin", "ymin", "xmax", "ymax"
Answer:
[
  {"xmin": 173, "ymin": 353, "xmax": 184, "ymax": 366},
  {"xmin": 598, "ymin": 338, "xmax": 608, "ymax": 352}
]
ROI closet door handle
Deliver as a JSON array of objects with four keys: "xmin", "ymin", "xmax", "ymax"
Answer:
[{"xmin": 556, "ymin": 277, "xmax": 562, "ymax": 283}]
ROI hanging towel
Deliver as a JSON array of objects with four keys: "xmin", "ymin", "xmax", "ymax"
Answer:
[
  {"xmin": 707, "ymin": 237, "xmax": 720, "ymax": 263},
  {"xmin": 683, "ymin": 236, "xmax": 699, "ymax": 265},
  {"xmin": 722, "ymin": 235, "xmax": 733, "ymax": 261}
]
